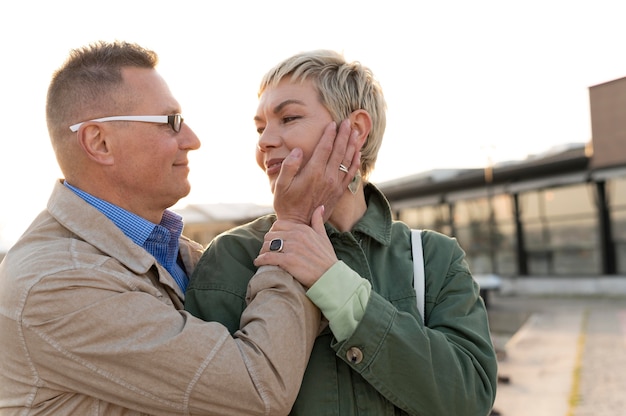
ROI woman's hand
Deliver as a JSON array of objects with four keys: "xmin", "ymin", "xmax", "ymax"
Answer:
[
  {"xmin": 254, "ymin": 206, "xmax": 337, "ymax": 288},
  {"xmin": 272, "ymin": 120, "xmax": 360, "ymax": 225}
]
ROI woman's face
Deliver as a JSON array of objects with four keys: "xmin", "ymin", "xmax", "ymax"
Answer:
[{"xmin": 254, "ymin": 78, "xmax": 334, "ymax": 194}]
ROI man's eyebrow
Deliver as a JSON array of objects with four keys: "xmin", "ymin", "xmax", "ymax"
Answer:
[{"xmin": 254, "ymin": 99, "xmax": 306, "ymax": 123}]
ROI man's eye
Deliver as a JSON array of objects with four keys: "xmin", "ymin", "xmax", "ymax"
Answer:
[{"xmin": 256, "ymin": 127, "xmax": 265, "ymax": 134}]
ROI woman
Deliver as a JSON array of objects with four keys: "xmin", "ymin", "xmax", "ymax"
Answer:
[{"xmin": 186, "ymin": 50, "xmax": 497, "ymax": 415}]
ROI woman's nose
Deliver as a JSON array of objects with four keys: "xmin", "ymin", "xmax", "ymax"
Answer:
[{"xmin": 256, "ymin": 126, "xmax": 280, "ymax": 151}]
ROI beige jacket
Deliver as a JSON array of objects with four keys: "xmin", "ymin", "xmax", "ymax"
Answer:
[{"xmin": 0, "ymin": 180, "xmax": 320, "ymax": 415}]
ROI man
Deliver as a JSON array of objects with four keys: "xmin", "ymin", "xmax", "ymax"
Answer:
[{"xmin": 0, "ymin": 41, "xmax": 359, "ymax": 415}]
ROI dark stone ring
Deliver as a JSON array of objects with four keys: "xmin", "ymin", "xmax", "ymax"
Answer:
[{"xmin": 269, "ymin": 238, "xmax": 284, "ymax": 252}]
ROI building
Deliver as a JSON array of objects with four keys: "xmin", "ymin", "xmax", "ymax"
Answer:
[
  {"xmin": 175, "ymin": 203, "xmax": 273, "ymax": 248},
  {"xmin": 377, "ymin": 76, "xmax": 626, "ymax": 278}
]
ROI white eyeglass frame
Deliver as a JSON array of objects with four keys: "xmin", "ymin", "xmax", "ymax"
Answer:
[{"xmin": 69, "ymin": 114, "xmax": 183, "ymax": 133}]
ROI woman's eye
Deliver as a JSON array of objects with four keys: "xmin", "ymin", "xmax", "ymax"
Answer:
[{"xmin": 283, "ymin": 116, "xmax": 300, "ymax": 123}]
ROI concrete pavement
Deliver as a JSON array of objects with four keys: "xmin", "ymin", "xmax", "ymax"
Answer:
[{"xmin": 487, "ymin": 292, "xmax": 626, "ymax": 416}]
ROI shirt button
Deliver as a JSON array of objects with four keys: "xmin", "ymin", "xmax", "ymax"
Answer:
[{"xmin": 346, "ymin": 347, "xmax": 363, "ymax": 364}]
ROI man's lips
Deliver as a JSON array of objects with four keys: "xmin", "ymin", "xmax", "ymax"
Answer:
[{"xmin": 173, "ymin": 160, "xmax": 190, "ymax": 175}]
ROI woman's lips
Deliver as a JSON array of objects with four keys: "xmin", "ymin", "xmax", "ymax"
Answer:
[{"xmin": 265, "ymin": 159, "xmax": 283, "ymax": 176}]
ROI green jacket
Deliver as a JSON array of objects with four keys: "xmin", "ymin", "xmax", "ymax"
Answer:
[{"xmin": 186, "ymin": 184, "xmax": 497, "ymax": 415}]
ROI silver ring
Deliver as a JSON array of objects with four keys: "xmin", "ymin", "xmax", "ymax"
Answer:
[
  {"xmin": 339, "ymin": 164, "xmax": 349, "ymax": 173},
  {"xmin": 269, "ymin": 238, "xmax": 284, "ymax": 252}
]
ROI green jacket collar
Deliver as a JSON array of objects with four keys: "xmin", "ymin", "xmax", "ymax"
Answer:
[{"xmin": 326, "ymin": 182, "xmax": 394, "ymax": 247}]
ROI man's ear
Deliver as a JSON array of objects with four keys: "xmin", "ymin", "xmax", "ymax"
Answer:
[
  {"xmin": 76, "ymin": 125, "xmax": 114, "ymax": 165},
  {"xmin": 349, "ymin": 109, "xmax": 372, "ymax": 150}
]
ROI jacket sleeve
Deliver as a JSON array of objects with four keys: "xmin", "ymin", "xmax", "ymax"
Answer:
[
  {"xmin": 185, "ymin": 231, "xmax": 261, "ymax": 334},
  {"xmin": 329, "ymin": 231, "xmax": 498, "ymax": 416},
  {"xmin": 21, "ymin": 260, "xmax": 319, "ymax": 415}
]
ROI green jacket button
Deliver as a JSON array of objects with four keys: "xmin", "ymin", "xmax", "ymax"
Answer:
[{"xmin": 346, "ymin": 347, "xmax": 363, "ymax": 364}]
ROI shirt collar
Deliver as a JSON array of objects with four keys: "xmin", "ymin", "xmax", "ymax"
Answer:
[{"xmin": 63, "ymin": 181, "xmax": 183, "ymax": 246}]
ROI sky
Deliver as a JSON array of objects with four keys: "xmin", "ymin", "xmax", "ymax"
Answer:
[{"xmin": 1, "ymin": 0, "xmax": 626, "ymax": 250}]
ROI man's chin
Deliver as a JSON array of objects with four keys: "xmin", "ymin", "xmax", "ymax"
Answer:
[{"xmin": 175, "ymin": 182, "xmax": 192, "ymax": 200}]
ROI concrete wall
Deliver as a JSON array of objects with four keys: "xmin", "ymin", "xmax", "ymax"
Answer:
[
  {"xmin": 589, "ymin": 76, "xmax": 626, "ymax": 169},
  {"xmin": 497, "ymin": 276, "xmax": 626, "ymax": 296}
]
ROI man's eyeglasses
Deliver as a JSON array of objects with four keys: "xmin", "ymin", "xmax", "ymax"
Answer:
[{"xmin": 69, "ymin": 114, "xmax": 184, "ymax": 133}]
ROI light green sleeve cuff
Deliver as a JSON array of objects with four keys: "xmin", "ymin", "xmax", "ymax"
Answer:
[{"xmin": 306, "ymin": 261, "xmax": 371, "ymax": 342}]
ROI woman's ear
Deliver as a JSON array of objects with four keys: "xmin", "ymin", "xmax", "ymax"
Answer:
[
  {"xmin": 76, "ymin": 125, "xmax": 115, "ymax": 166},
  {"xmin": 349, "ymin": 109, "xmax": 372, "ymax": 150}
]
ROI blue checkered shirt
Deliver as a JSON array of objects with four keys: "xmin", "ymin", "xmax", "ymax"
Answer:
[{"xmin": 64, "ymin": 182, "xmax": 189, "ymax": 291}]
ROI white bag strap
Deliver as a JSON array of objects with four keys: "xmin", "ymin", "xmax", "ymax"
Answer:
[{"xmin": 411, "ymin": 229, "xmax": 425, "ymax": 325}]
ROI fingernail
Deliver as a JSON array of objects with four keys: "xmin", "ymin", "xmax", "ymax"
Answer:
[{"xmin": 289, "ymin": 147, "xmax": 302, "ymax": 159}]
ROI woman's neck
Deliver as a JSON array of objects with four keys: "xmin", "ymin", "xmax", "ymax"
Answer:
[{"xmin": 327, "ymin": 187, "xmax": 367, "ymax": 232}]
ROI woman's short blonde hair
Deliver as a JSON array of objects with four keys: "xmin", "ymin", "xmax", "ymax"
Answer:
[{"xmin": 259, "ymin": 50, "xmax": 387, "ymax": 180}]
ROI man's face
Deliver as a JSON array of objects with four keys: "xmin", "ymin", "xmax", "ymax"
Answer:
[{"xmin": 105, "ymin": 67, "xmax": 201, "ymax": 216}]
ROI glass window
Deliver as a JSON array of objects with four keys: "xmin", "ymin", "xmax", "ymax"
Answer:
[
  {"xmin": 398, "ymin": 204, "xmax": 451, "ymax": 235},
  {"xmin": 520, "ymin": 183, "xmax": 599, "ymax": 275},
  {"xmin": 454, "ymin": 194, "xmax": 515, "ymax": 275}
]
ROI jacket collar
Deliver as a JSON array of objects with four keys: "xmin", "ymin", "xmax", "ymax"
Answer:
[
  {"xmin": 327, "ymin": 182, "xmax": 394, "ymax": 247},
  {"xmin": 46, "ymin": 180, "xmax": 203, "ymax": 298}
]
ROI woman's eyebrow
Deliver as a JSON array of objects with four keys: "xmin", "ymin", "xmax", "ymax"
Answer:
[
  {"xmin": 254, "ymin": 99, "xmax": 306, "ymax": 123},
  {"xmin": 273, "ymin": 99, "xmax": 305, "ymax": 114}
]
